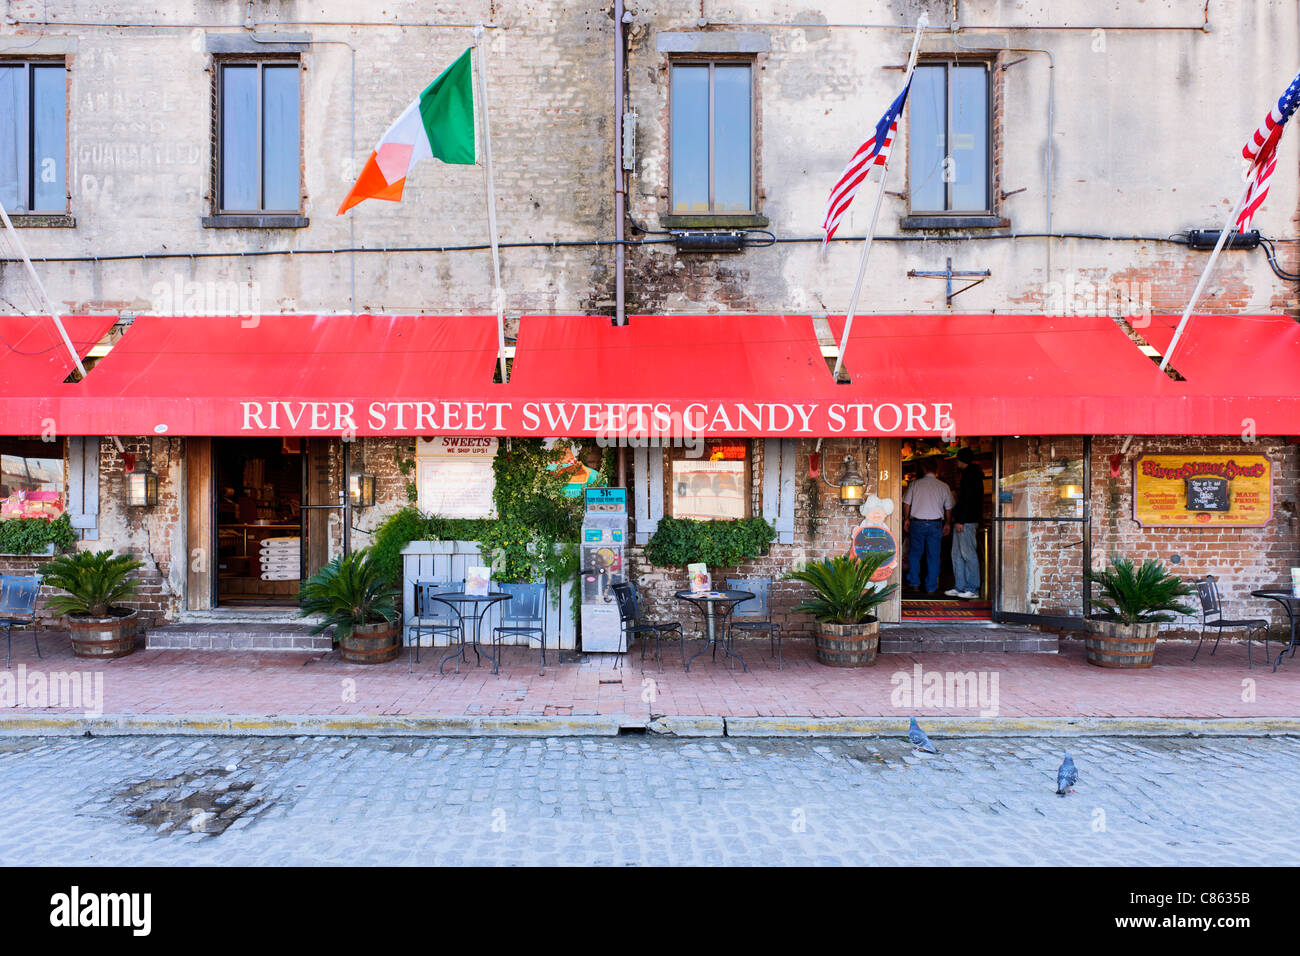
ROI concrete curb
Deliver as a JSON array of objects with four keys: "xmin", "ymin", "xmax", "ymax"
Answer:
[
  {"xmin": 0, "ymin": 713, "xmax": 1296, "ymax": 739},
  {"xmin": 722, "ymin": 716, "xmax": 1300, "ymax": 738},
  {"xmin": 0, "ymin": 714, "xmax": 625, "ymax": 738}
]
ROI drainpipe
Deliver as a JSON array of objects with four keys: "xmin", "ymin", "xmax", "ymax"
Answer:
[
  {"xmin": 614, "ymin": 0, "xmax": 627, "ymax": 327},
  {"xmin": 614, "ymin": 0, "xmax": 628, "ymax": 490}
]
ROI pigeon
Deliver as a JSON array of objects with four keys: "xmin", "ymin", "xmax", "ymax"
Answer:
[
  {"xmin": 1056, "ymin": 753, "xmax": 1079, "ymax": 796},
  {"xmin": 908, "ymin": 717, "xmax": 938, "ymax": 754}
]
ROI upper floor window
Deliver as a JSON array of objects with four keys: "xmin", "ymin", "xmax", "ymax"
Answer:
[
  {"xmin": 670, "ymin": 60, "xmax": 754, "ymax": 215},
  {"xmin": 216, "ymin": 60, "xmax": 300, "ymax": 213},
  {"xmin": 908, "ymin": 61, "xmax": 991, "ymax": 215},
  {"xmin": 0, "ymin": 61, "xmax": 67, "ymax": 213}
]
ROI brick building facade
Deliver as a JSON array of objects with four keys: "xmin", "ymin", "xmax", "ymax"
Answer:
[{"xmin": 2, "ymin": 1, "xmax": 1298, "ymax": 644}]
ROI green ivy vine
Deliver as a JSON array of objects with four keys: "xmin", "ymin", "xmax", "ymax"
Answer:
[{"xmin": 371, "ymin": 439, "xmax": 610, "ymax": 605}]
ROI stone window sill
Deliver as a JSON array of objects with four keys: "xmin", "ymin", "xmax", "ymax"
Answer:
[
  {"xmin": 202, "ymin": 214, "xmax": 310, "ymax": 229},
  {"xmin": 899, "ymin": 215, "xmax": 1009, "ymax": 230},
  {"xmin": 7, "ymin": 213, "xmax": 75, "ymax": 228}
]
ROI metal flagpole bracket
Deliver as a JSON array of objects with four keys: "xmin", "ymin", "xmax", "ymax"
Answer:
[{"xmin": 907, "ymin": 257, "xmax": 991, "ymax": 306}]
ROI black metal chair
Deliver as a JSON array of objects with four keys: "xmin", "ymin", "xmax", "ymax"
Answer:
[
  {"xmin": 1192, "ymin": 575, "xmax": 1270, "ymax": 669},
  {"xmin": 727, "ymin": 577, "xmax": 782, "ymax": 669},
  {"xmin": 408, "ymin": 581, "xmax": 462, "ymax": 672},
  {"xmin": 1, "ymin": 575, "xmax": 41, "ymax": 669},
  {"xmin": 612, "ymin": 581, "xmax": 684, "ymax": 671},
  {"xmin": 492, "ymin": 581, "xmax": 548, "ymax": 675}
]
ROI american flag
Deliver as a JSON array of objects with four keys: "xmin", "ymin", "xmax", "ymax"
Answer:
[
  {"xmin": 1237, "ymin": 70, "xmax": 1300, "ymax": 231},
  {"xmin": 822, "ymin": 82, "xmax": 912, "ymax": 245}
]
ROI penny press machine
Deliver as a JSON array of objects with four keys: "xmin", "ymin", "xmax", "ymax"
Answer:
[{"xmin": 579, "ymin": 487, "xmax": 628, "ymax": 652}]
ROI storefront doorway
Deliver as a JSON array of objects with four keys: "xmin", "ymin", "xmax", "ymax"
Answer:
[
  {"xmin": 185, "ymin": 437, "xmax": 342, "ymax": 611},
  {"xmin": 897, "ymin": 437, "xmax": 994, "ymax": 622},
  {"xmin": 213, "ymin": 438, "xmax": 303, "ymax": 607}
]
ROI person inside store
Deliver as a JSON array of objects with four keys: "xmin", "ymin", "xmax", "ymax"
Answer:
[
  {"xmin": 901, "ymin": 457, "xmax": 954, "ymax": 595},
  {"xmin": 947, "ymin": 447, "xmax": 983, "ymax": 599}
]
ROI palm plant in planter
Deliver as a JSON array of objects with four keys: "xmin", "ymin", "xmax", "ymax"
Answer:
[
  {"xmin": 1084, "ymin": 557, "xmax": 1195, "ymax": 668},
  {"xmin": 787, "ymin": 552, "xmax": 897, "ymax": 667},
  {"xmin": 42, "ymin": 549, "xmax": 145, "ymax": 659},
  {"xmin": 298, "ymin": 548, "xmax": 401, "ymax": 664}
]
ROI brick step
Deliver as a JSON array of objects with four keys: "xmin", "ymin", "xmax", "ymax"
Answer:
[
  {"xmin": 147, "ymin": 623, "xmax": 332, "ymax": 652},
  {"xmin": 880, "ymin": 626, "xmax": 1058, "ymax": 654}
]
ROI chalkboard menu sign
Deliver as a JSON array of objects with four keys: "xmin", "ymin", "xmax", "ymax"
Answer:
[{"xmin": 1185, "ymin": 477, "xmax": 1230, "ymax": 512}]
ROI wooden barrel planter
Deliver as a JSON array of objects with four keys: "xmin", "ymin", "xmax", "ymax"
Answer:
[
  {"xmin": 339, "ymin": 620, "xmax": 401, "ymax": 665},
  {"xmin": 814, "ymin": 619, "xmax": 880, "ymax": 667},
  {"xmin": 1085, "ymin": 618, "xmax": 1160, "ymax": 668},
  {"xmin": 68, "ymin": 609, "xmax": 139, "ymax": 659}
]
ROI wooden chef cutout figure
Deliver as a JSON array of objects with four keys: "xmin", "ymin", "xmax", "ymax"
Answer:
[{"xmin": 849, "ymin": 494, "xmax": 899, "ymax": 583}]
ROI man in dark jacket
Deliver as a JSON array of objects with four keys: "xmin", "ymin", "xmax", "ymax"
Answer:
[{"xmin": 946, "ymin": 447, "xmax": 984, "ymax": 599}]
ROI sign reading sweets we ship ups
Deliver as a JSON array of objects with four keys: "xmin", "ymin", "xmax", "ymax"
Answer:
[
  {"xmin": 416, "ymin": 438, "xmax": 497, "ymax": 518},
  {"xmin": 1133, "ymin": 454, "xmax": 1272, "ymax": 528}
]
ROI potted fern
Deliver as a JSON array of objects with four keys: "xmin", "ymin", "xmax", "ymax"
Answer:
[
  {"xmin": 1085, "ymin": 557, "xmax": 1195, "ymax": 668},
  {"xmin": 787, "ymin": 553, "xmax": 897, "ymax": 666},
  {"xmin": 41, "ymin": 549, "xmax": 145, "ymax": 658},
  {"xmin": 298, "ymin": 548, "xmax": 401, "ymax": 664}
]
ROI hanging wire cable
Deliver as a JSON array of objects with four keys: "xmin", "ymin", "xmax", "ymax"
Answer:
[{"xmin": 1258, "ymin": 236, "xmax": 1300, "ymax": 282}]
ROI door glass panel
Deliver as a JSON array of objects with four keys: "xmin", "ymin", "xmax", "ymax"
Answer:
[{"xmin": 997, "ymin": 438, "xmax": 1086, "ymax": 619}]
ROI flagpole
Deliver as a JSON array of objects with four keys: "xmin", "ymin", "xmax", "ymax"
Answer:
[
  {"xmin": 0, "ymin": 199, "xmax": 86, "ymax": 380},
  {"xmin": 473, "ymin": 24, "xmax": 509, "ymax": 384},
  {"xmin": 1159, "ymin": 178, "xmax": 1253, "ymax": 371},
  {"xmin": 831, "ymin": 13, "xmax": 928, "ymax": 382}
]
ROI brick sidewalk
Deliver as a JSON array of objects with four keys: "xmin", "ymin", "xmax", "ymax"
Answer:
[{"xmin": 2, "ymin": 628, "xmax": 1297, "ymax": 720}]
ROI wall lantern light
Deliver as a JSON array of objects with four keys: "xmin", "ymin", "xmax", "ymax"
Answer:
[
  {"xmin": 822, "ymin": 454, "xmax": 867, "ymax": 505},
  {"xmin": 349, "ymin": 471, "xmax": 377, "ymax": 508},
  {"xmin": 126, "ymin": 465, "xmax": 159, "ymax": 507}
]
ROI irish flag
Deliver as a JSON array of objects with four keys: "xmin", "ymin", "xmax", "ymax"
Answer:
[{"xmin": 337, "ymin": 48, "xmax": 476, "ymax": 214}]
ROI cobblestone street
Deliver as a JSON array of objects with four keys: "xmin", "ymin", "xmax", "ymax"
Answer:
[{"xmin": 1, "ymin": 733, "xmax": 1296, "ymax": 866}]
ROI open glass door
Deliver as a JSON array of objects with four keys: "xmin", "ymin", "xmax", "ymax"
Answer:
[{"xmin": 994, "ymin": 436, "xmax": 1091, "ymax": 627}]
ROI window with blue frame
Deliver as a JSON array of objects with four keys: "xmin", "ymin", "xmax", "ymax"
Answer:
[
  {"xmin": 670, "ymin": 59, "xmax": 754, "ymax": 215},
  {"xmin": 216, "ymin": 60, "xmax": 301, "ymax": 213},
  {"xmin": 908, "ymin": 61, "xmax": 992, "ymax": 215},
  {"xmin": 0, "ymin": 61, "xmax": 67, "ymax": 213}
]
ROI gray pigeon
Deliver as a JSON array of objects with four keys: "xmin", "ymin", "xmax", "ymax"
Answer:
[
  {"xmin": 1056, "ymin": 753, "xmax": 1079, "ymax": 796},
  {"xmin": 908, "ymin": 717, "xmax": 938, "ymax": 754}
]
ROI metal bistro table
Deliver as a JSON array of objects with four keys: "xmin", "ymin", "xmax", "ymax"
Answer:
[
  {"xmin": 1251, "ymin": 590, "xmax": 1300, "ymax": 672},
  {"xmin": 435, "ymin": 591, "xmax": 512, "ymax": 676},
  {"xmin": 676, "ymin": 589, "xmax": 754, "ymax": 673}
]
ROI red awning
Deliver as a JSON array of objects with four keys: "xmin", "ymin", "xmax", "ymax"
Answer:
[
  {"xmin": 0, "ymin": 315, "xmax": 117, "ymax": 393},
  {"xmin": 1, "ymin": 312, "xmax": 1297, "ymax": 437}
]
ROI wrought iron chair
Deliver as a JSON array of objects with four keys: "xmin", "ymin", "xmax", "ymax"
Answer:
[
  {"xmin": 727, "ymin": 577, "xmax": 782, "ymax": 669},
  {"xmin": 612, "ymin": 581, "xmax": 684, "ymax": 671},
  {"xmin": 1191, "ymin": 575, "xmax": 1270, "ymax": 669},
  {"xmin": 408, "ymin": 581, "xmax": 462, "ymax": 672},
  {"xmin": 1, "ymin": 575, "xmax": 41, "ymax": 669},
  {"xmin": 492, "ymin": 582, "xmax": 548, "ymax": 675}
]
